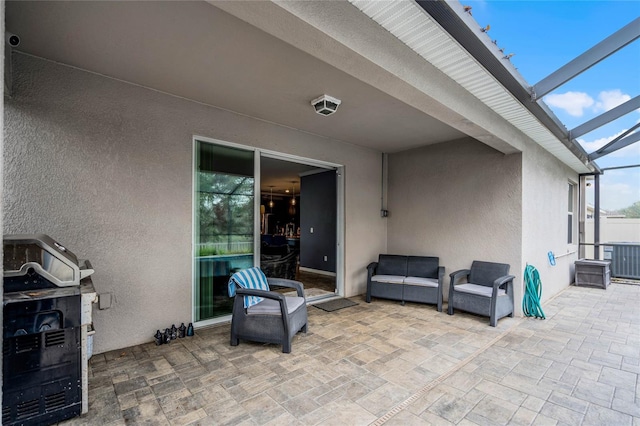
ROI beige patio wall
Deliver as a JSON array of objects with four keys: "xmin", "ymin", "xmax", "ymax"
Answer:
[
  {"xmin": 3, "ymin": 54, "xmax": 387, "ymax": 353},
  {"xmin": 386, "ymin": 138, "xmax": 523, "ymax": 310},
  {"xmin": 584, "ymin": 218, "xmax": 640, "ymax": 259},
  {"xmin": 521, "ymin": 138, "xmax": 580, "ymax": 305}
]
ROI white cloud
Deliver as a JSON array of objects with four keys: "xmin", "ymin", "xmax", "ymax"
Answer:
[
  {"xmin": 594, "ymin": 90, "xmax": 631, "ymax": 112},
  {"xmin": 545, "ymin": 89, "xmax": 635, "ymax": 118},
  {"xmin": 578, "ymin": 128, "xmax": 640, "ymax": 159},
  {"xmin": 545, "ymin": 91, "xmax": 594, "ymax": 117},
  {"xmin": 579, "ymin": 130, "xmax": 627, "ymax": 153},
  {"xmin": 600, "ymin": 182, "xmax": 639, "ymax": 211}
]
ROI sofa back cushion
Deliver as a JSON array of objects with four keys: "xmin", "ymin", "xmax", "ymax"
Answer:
[
  {"xmin": 377, "ymin": 255, "xmax": 408, "ymax": 276},
  {"xmin": 469, "ymin": 261, "xmax": 510, "ymax": 287},
  {"xmin": 407, "ymin": 256, "xmax": 439, "ymax": 278}
]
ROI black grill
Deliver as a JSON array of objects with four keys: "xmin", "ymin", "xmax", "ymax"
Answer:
[{"xmin": 3, "ymin": 235, "xmax": 87, "ymax": 426}]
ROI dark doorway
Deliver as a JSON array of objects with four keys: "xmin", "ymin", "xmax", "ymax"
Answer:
[{"xmin": 260, "ymin": 155, "xmax": 337, "ymax": 300}]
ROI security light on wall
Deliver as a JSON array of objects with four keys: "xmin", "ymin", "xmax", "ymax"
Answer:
[{"xmin": 311, "ymin": 94, "xmax": 341, "ymax": 116}]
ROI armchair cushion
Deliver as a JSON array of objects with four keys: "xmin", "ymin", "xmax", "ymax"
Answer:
[
  {"xmin": 454, "ymin": 283, "xmax": 506, "ymax": 297},
  {"xmin": 248, "ymin": 296, "xmax": 306, "ymax": 315},
  {"xmin": 228, "ymin": 267, "xmax": 270, "ymax": 308}
]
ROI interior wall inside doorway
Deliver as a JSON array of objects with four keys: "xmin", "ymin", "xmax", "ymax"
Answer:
[{"xmin": 300, "ymin": 171, "xmax": 337, "ymax": 273}]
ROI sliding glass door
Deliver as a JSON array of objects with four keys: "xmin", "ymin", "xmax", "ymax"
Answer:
[{"xmin": 194, "ymin": 141, "xmax": 254, "ymax": 322}]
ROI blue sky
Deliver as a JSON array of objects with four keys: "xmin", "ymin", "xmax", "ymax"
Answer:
[{"xmin": 464, "ymin": 0, "xmax": 640, "ymax": 210}]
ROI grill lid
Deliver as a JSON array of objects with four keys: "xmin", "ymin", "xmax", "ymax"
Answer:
[{"xmin": 3, "ymin": 234, "xmax": 93, "ymax": 287}]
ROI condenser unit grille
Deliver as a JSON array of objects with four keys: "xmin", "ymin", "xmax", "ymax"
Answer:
[{"xmin": 610, "ymin": 244, "xmax": 640, "ymax": 280}]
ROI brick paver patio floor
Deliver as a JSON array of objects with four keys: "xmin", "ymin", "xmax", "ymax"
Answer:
[{"xmin": 63, "ymin": 282, "xmax": 639, "ymax": 425}]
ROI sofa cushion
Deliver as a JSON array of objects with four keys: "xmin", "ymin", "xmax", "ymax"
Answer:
[
  {"xmin": 371, "ymin": 275, "xmax": 405, "ymax": 284},
  {"xmin": 407, "ymin": 256, "xmax": 439, "ymax": 278},
  {"xmin": 453, "ymin": 283, "xmax": 506, "ymax": 297},
  {"xmin": 247, "ymin": 296, "xmax": 305, "ymax": 315},
  {"xmin": 403, "ymin": 276, "xmax": 439, "ymax": 287},
  {"xmin": 377, "ymin": 255, "xmax": 408, "ymax": 276}
]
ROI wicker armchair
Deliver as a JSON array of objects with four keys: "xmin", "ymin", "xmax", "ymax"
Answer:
[
  {"xmin": 230, "ymin": 277, "xmax": 307, "ymax": 353},
  {"xmin": 448, "ymin": 260, "xmax": 515, "ymax": 327}
]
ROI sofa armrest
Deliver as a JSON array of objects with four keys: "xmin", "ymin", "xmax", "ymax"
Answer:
[{"xmin": 365, "ymin": 262, "xmax": 379, "ymax": 303}]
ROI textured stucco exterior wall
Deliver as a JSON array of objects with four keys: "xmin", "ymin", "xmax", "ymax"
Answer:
[
  {"xmin": 3, "ymin": 53, "xmax": 385, "ymax": 353},
  {"xmin": 1, "ymin": 1, "xmax": 6, "ymax": 406},
  {"xmin": 522, "ymin": 141, "xmax": 579, "ymax": 303},
  {"xmin": 386, "ymin": 138, "xmax": 523, "ymax": 312}
]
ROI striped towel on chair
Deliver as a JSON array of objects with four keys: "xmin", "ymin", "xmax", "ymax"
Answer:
[{"xmin": 228, "ymin": 267, "xmax": 270, "ymax": 309}]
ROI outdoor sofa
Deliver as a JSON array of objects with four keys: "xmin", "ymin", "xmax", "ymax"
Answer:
[{"xmin": 366, "ymin": 254, "xmax": 444, "ymax": 311}]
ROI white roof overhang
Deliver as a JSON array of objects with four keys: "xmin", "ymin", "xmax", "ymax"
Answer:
[
  {"xmin": 350, "ymin": 0, "xmax": 598, "ymax": 174},
  {"xmin": 218, "ymin": 0, "xmax": 596, "ymax": 173}
]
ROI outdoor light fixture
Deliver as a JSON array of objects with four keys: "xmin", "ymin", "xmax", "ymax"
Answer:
[
  {"xmin": 311, "ymin": 94, "xmax": 341, "ymax": 116},
  {"xmin": 269, "ymin": 186, "xmax": 274, "ymax": 209}
]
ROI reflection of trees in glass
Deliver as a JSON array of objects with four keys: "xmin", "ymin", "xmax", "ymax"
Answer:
[{"xmin": 197, "ymin": 171, "xmax": 254, "ymax": 253}]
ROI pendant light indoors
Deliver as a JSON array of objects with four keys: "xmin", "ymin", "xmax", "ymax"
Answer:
[
  {"xmin": 268, "ymin": 186, "xmax": 274, "ymax": 209},
  {"xmin": 290, "ymin": 181, "xmax": 296, "ymax": 206}
]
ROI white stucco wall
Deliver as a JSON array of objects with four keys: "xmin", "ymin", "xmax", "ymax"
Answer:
[
  {"xmin": 522, "ymin": 141, "xmax": 581, "ymax": 302},
  {"xmin": 3, "ymin": 53, "xmax": 386, "ymax": 353},
  {"xmin": 386, "ymin": 138, "xmax": 523, "ymax": 311}
]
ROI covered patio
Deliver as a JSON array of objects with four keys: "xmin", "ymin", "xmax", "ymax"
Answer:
[{"xmin": 73, "ymin": 282, "xmax": 639, "ymax": 425}]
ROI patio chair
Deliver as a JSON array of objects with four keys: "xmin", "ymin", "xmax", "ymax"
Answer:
[
  {"xmin": 447, "ymin": 260, "xmax": 515, "ymax": 327},
  {"xmin": 228, "ymin": 268, "xmax": 307, "ymax": 353}
]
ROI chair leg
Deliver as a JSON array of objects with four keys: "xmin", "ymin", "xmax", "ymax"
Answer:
[
  {"xmin": 230, "ymin": 335, "xmax": 239, "ymax": 346},
  {"xmin": 301, "ymin": 323, "xmax": 308, "ymax": 333},
  {"xmin": 282, "ymin": 339, "xmax": 292, "ymax": 354},
  {"xmin": 447, "ymin": 305, "xmax": 454, "ymax": 315},
  {"xmin": 489, "ymin": 315, "xmax": 497, "ymax": 327}
]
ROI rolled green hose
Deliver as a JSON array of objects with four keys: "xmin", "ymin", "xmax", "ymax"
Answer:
[{"xmin": 523, "ymin": 264, "xmax": 545, "ymax": 319}]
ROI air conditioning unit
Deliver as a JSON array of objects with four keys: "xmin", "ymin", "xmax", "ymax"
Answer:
[{"xmin": 605, "ymin": 243, "xmax": 640, "ymax": 280}]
